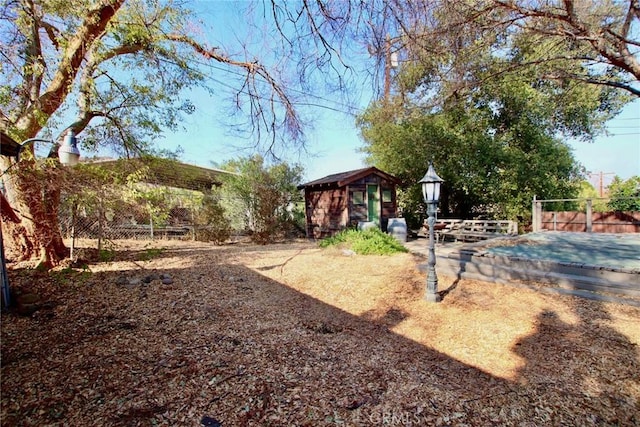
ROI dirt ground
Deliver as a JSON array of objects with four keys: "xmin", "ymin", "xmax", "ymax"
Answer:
[{"xmin": 2, "ymin": 239, "xmax": 639, "ymax": 426}]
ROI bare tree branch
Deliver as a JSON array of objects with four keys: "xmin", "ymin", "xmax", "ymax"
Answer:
[
  {"xmin": 164, "ymin": 32, "xmax": 303, "ymax": 141},
  {"xmin": 492, "ymin": 0, "xmax": 640, "ymax": 84},
  {"xmin": 37, "ymin": 0, "xmax": 125, "ymax": 120},
  {"xmin": 40, "ymin": 20, "xmax": 60, "ymax": 50}
]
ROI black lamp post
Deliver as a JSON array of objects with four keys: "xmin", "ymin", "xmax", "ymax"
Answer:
[
  {"xmin": 419, "ymin": 162, "xmax": 444, "ymax": 303},
  {"xmin": 1, "ymin": 130, "xmax": 81, "ymax": 309}
]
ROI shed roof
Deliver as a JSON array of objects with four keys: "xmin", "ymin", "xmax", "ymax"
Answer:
[{"xmin": 298, "ymin": 167, "xmax": 400, "ymax": 190}]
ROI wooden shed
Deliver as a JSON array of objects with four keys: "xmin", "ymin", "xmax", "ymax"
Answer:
[{"xmin": 298, "ymin": 167, "xmax": 401, "ymax": 238}]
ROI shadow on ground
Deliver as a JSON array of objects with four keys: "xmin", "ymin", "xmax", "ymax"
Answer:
[{"xmin": 2, "ymin": 241, "xmax": 638, "ymax": 426}]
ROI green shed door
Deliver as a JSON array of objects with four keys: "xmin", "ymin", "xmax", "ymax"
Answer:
[{"xmin": 367, "ymin": 184, "xmax": 379, "ymax": 224}]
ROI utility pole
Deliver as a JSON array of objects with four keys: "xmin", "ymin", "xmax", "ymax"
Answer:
[
  {"xmin": 589, "ymin": 171, "xmax": 615, "ymax": 197},
  {"xmin": 383, "ymin": 34, "xmax": 399, "ymax": 103},
  {"xmin": 383, "ymin": 34, "xmax": 391, "ymax": 102}
]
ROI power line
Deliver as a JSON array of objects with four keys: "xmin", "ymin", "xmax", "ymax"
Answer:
[
  {"xmin": 170, "ymin": 52, "xmax": 640, "ymax": 129},
  {"xmin": 188, "ymin": 57, "xmax": 363, "ymax": 115}
]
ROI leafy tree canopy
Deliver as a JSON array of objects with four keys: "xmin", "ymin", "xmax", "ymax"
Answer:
[
  {"xmin": 381, "ymin": 0, "xmax": 639, "ymax": 102},
  {"xmin": 577, "ymin": 180, "xmax": 609, "ymax": 212},
  {"xmin": 1, "ymin": 0, "xmax": 332, "ymax": 154},
  {"xmin": 608, "ymin": 176, "xmax": 640, "ymax": 211},
  {"xmin": 216, "ymin": 155, "xmax": 304, "ymax": 243},
  {"xmin": 358, "ymin": 50, "xmax": 614, "ymax": 223},
  {"xmin": 359, "ymin": 102, "xmax": 583, "ymax": 224},
  {"xmin": 357, "ymin": 0, "xmax": 637, "ymax": 225}
]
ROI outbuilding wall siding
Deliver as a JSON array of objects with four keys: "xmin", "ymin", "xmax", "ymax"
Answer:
[
  {"xmin": 304, "ymin": 188, "xmax": 347, "ymax": 238},
  {"xmin": 300, "ymin": 167, "xmax": 400, "ymax": 238}
]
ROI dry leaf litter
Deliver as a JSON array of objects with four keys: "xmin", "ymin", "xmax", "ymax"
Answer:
[{"xmin": 1, "ymin": 239, "xmax": 639, "ymax": 426}]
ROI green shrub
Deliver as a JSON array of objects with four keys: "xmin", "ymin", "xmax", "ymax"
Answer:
[
  {"xmin": 319, "ymin": 228, "xmax": 408, "ymax": 255},
  {"xmin": 99, "ymin": 248, "xmax": 116, "ymax": 262},
  {"xmin": 136, "ymin": 247, "xmax": 165, "ymax": 261},
  {"xmin": 193, "ymin": 194, "xmax": 232, "ymax": 245}
]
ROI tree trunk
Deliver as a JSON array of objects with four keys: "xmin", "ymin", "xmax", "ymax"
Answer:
[{"xmin": 1, "ymin": 156, "xmax": 68, "ymax": 268}]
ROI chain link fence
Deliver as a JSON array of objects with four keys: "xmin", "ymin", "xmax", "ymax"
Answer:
[
  {"xmin": 57, "ymin": 160, "xmax": 246, "ymax": 245},
  {"xmin": 58, "ymin": 192, "xmax": 246, "ymax": 244},
  {"xmin": 61, "ymin": 200, "xmax": 198, "ymax": 241}
]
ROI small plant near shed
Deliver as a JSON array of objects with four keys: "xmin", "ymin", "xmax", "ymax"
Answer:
[
  {"xmin": 99, "ymin": 248, "xmax": 116, "ymax": 262},
  {"xmin": 136, "ymin": 246, "xmax": 165, "ymax": 261},
  {"xmin": 49, "ymin": 267, "xmax": 92, "ymax": 287},
  {"xmin": 319, "ymin": 228, "xmax": 408, "ymax": 255},
  {"xmin": 97, "ymin": 239, "xmax": 118, "ymax": 262}
]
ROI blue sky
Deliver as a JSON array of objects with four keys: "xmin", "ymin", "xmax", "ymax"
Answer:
[
  {"xmin": 151, "ymin": 1, "xmax": 640, "ymax": 186},
  {"xmin": 159, "ymin": 89, "xmax": 639, "ymax": 185},
  {"xmin": 568, "ymin": 98, "xmax": 640, "ymax": 186},
  {"xmin": 155, "ymin": 0, "xmax": 373, "ymax": 182}
]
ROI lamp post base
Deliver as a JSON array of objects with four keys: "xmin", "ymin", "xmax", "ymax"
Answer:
[{"xmin": 424, "ymin": 292, "xmax": 441, "ymax": 303}]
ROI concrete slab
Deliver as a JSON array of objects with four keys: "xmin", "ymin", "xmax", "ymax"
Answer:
[
  {"xmin": 481, "ymin": 231, "xmax": 640, "ymax": 272},
  {"xmin": 405, "ymin": 231, "xmax": 640, "ymax": 305}
]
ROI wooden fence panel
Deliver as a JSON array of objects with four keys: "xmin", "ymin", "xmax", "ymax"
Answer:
[{"xmin": 541, "ymin": 211, "xmax": 640, "ymax": 233}]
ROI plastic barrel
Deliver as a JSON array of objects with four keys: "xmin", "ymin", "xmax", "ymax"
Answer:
[{"xmin": 387, "ymin": 218, "xmax": 407, "ymax": 242}]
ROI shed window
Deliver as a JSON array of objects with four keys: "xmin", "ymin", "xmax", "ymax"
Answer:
[
  {"xmin": 352, "ymin": 191, "xmax": 365, "ymax": 205},
  {"xmin": 382, "ymin": 189, "xmax": 392, "ymax": 203}
]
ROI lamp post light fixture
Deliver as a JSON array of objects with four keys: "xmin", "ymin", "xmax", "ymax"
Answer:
[
  {"xmin": 12, "ymin": 129, "xmax": 81, "ymax": 166},
  {"xmin": 57, "ymin": 130, "xmax": 81, "ymax": 166},
  {"xmin": 419, "ymin": 162, "xmax": 444, "ymax": 303}
]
